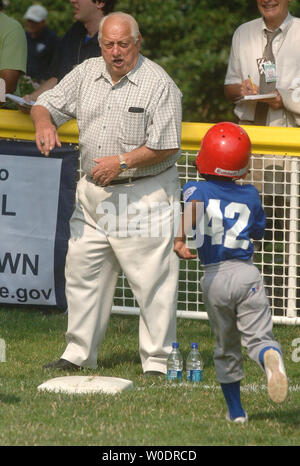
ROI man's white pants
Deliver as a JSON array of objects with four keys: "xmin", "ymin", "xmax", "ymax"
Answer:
[{"xmin": 61, "ymin": 166, "xmax": 180, "ymax": 373}]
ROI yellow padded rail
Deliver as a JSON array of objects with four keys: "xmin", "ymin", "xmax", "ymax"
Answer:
[
  {"xmin": 1, "ymin": 109, "xmax": 300, "ymax": 156},
  {"xmin": 180, "ymin": 121, "xmax": 300, "ymax": 156},
  {"xmin": 0, "ymin": 109, "xmax": 79, "ymax": 143}
]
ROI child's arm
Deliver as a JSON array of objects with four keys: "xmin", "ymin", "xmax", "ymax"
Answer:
[
  {"xmin": 249, "ymin": 190, "xmax": 266, "ymax": 240},
  {"xmin": 174, "ymin": 200, "xmax": 199, "ymax": 260}
]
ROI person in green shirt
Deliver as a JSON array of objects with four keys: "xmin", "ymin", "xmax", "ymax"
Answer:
[{"xmin": 0, "ymin": 0, "xmax": 27, "ymax": 94}]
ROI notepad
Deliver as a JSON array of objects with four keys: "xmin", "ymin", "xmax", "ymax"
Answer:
[
  {"xmin": 5, "ymin": 93, "xmax": 35, "ymax": 107},
  {"xmin": 237, "ymin": 93, "xmax": 277, "ymax": 102}
]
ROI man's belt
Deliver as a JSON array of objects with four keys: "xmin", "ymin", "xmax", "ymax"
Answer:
[
  {"xmin": 86, "ymin": 166, "xmax": 172, "ymax": 186},
  {"xmin": 108, "ymin": 175, "xmax": 155, "ymax": 185}
]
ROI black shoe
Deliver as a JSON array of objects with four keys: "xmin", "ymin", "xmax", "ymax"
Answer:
[
  {"xmin": 43, "ymin": 358, "xmax": 81, "ymax": 371},
  {"xmin": 144, "ymin": 371, "xmax": 165, "ymax": 377}
]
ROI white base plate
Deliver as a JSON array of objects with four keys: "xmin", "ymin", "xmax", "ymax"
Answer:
[{"xmin": 37, "ymin": 376, "xmax": 134, "ymax": 395}]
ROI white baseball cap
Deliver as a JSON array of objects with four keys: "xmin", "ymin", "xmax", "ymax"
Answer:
[{"xmin": 24, "ymin": 5, "xmax": 48, "ymax": 22}]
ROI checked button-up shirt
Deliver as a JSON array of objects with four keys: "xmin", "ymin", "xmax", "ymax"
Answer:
[{"xmin": 36, "ymin": 54, "xmax": 182, "ymax": 179}]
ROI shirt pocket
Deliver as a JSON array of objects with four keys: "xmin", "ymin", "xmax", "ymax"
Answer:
[{"xmin": 119, "ymin": 109, "xmax": 145, "ymax": 145}]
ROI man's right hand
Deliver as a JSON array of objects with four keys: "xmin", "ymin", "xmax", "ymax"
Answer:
[
  {"xmin": 241, "ymin": 78, "xmax": 259, "ymax": 96},
  {"xmin": 35, "ymin": 121, "xmax": 61, "ymax": 156},
  {"xmin": 31, "ymin": 105, "xmax": 62, "ymax": 156},
  {"xmin": 224, "ymin": 80, "xmax": 259, "ymax": 102}
]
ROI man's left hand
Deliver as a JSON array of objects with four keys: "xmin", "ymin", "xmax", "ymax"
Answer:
[
  {"xmin": 91, "ymin": 155, "xmax": 121, "ymax": 186},
  {"xmin": 260, "ymin": 90, "xmax": 284, "ymax": 109}
]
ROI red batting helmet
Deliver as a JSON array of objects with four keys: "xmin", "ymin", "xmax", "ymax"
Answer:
[{"xmin": 196, "ymin": 122, "xmax": 251, "ymax": 179}]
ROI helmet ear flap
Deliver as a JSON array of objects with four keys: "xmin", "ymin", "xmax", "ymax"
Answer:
[{"xmin": 196, "ymin": 122, "xmax": 251, "ymax": 179}]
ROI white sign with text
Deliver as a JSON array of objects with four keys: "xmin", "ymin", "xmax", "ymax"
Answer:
[{"xmin": 0, "ymin": 155, "xmax": 62, "ymax": 305}]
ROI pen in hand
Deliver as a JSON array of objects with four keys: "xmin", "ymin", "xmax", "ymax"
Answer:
[{"xmin": 248, "ymin": 74, "xmax": 258, "ymax": 94}]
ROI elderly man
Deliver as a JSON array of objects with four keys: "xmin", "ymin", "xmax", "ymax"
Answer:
[
  {"xmin": 31, "ymin": 12, "xmax": 182, "ymax": 376},
  {"xmin": 0, "ymin": 0, "xmax": 27, "ymax": 94}
]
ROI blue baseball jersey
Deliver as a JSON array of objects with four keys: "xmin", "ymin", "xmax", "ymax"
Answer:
[{"xmin": 183, "ymin": 179, "xmax": 266, "ymax": 265}]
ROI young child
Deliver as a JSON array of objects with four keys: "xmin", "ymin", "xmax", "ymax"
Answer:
[{"xmin": 174, "ymin": 122, "xmax": 288, "ymax": 424}]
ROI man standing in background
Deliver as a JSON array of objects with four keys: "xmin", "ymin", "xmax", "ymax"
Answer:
[
  {"xmin": 0, "ymin": 0, "xmax": 27, "ymax": 94},
  {"xmin": 224, "ymin": 0, "xmax": 300, "ymax": 126},
  {"xmin": 24, "ymin": 4, "xmax": 60, "ymax": 84},
  {"xmin": 224, "ymin": 0, "xmax": 300, "ymax": 308},
  {"xmin": 23, "ymin": 0, "xmax": 116, "ymax": 102}
]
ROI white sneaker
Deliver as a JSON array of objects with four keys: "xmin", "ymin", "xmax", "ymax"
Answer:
[
  {"xmin": 263, "ymin": 349, "xmax": 288, "ymax": 403},
  {"xmin": 226, "ymin": 411, "xmax": 248, "ymax": 424}
]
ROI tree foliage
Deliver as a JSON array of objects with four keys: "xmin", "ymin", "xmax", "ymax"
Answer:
[{"xmin": 4, "ymin": 0, "xmax": 300, "ymax": 123}]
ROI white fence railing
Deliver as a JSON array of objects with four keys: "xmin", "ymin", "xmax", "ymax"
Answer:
[
  {"xmin": 1, "ymin": 112, "xmax": 300, "ymax": 324},
  {"xmin": 111, "ymin": 150, "xmax": 300, "ymax": 325}
]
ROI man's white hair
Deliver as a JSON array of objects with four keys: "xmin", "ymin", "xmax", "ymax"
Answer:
[{"xmin": 98, "ymin": 12, "xmax": 140, "ymax": 43}]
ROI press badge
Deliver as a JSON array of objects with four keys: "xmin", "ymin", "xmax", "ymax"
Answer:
[
  {"xmin": 264, "ymin": 63, "xmax": 277, "ymax": 83},
  {"xmin": 256, "ymin": 58, "xmax": 277, "ymax": 83}
]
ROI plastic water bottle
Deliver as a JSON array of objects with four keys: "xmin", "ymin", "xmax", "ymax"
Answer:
[
  {"xmin": 167, "ymin": 342, "xmax": 183, "ymax": 382},
  {"xmin": 186, "ymin": 342, "xmax": 203, "ymax": 382}
]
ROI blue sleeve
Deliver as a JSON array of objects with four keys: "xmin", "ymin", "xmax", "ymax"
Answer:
[
  {"xmin": 182, "ymin": 181, "xmax": 204, "ymax": 203},
  {"xmin": 249, "ymin": 187, "xmax": 266, "ymax": 240}
]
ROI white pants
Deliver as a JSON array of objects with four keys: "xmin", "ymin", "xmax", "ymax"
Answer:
[{"xmin": 61, "ymin": 166, "xmax": 180, "ymax": 372}]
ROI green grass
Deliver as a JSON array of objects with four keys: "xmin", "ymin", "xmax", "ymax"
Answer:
[{"xmin": 0, "ymin": 307, "xmax": 299, "ymax": 446}]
